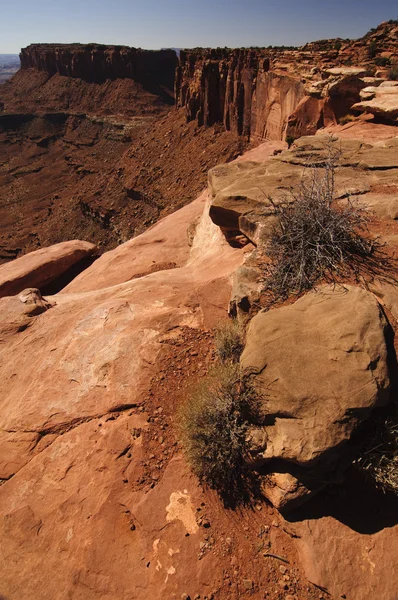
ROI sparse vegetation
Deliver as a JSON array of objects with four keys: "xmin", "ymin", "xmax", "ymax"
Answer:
[
  {"xmin": 338, "ymin": 113, "xmax": 356, "ymax": 125},
  {"xmin": 214, "ymin": 319, "xmax": 244, "ymax": 363},
  {"xmin": 389, "ymin": 63, "xmax": 398, "ymax": 80},
  {"xmin": 263, "ymin": 150, "xmax": 375, "ymax": 298},
  {"xmin": 368, "ymin": 40, "xmax": 378, "ymax": 58},
  {"xmin": 375, "ymin": 56, "xmax": 391, "ymax": 67},
  {"xmin": 355, "ymin": 413, "xmax": 398, "ymax": 495},
  {"xmin": 286, "ymin": 134, "xmax": 296, "ymax": 148},
  {"xmin": 179, "ymin": 364, "xmax": 259, "ymax": 496}
]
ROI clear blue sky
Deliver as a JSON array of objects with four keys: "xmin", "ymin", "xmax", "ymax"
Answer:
[{"xmin": 0, "ymin": 0, "xmax": 397, "ymax": 54}]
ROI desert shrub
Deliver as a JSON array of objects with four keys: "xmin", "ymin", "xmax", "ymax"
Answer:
[
  {"xmin": 375, "ymin": 56, "xmax": 390, "ymax": 67},
  {"xmin": 338, "ymin": 113, "xmax": 356, "ymax": 125},
  {"xmin": 389, "ymin": 64, "xmax": 398, "ymax": 81},
  {"xmin": 214, "ymin": 319, "xmax": 244, "ymax": 363},
  {"xmin": 368, "ymin": 40, "xmax": 378, "ymax": 59},
  {"xmin": 286, "ymin": 134, "xmax": 296, "ymax": 148},
  {"xmin": 355, "ymin": 415, "xmax": 398, "ymax": 495},
  {"xmin": 179, "ymin": 364, "xmax": 258, "ymax": 495},
  {"xmin": 263, "ymin": 152, "xmax": 374, "ymax": 297}
]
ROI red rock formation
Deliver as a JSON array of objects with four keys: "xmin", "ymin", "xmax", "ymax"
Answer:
[
  {"xmin": 175, "ymin": 48, "xmax": 304, "ymax": 140},
  {"xmin": 175, "ymin": 21, "xmax": 398, "ymax": 142},
  {"xmin": 20, "ymin": 44, "xmax": 177, "ymax": 90}
]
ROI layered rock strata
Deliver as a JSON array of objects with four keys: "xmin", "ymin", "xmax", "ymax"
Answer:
[
  {"xmin": 20, "ymin": 44, "xmax": 177, "ymax": 89},
  {"xmin": 175, "ymin": 48, "xmax": 306, "ymax": 140},
  {"xmin": 176, "ymin": 21, "xmax": 398, "ymax": 141}
]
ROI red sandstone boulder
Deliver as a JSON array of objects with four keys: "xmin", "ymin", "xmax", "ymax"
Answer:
[
  {"xmin": 0, "ymin": 240, "xmax": 98, "ymax": 298},
  {"xmin": 241, "ymin": 285, "xmax": 390, "ymax": 469}
]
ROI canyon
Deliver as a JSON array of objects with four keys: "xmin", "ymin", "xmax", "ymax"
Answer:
[
  {"xmin": 0, "ymin": 19, "xmax": 397, "ymax": 600},
  {"xmin": 0, "ymin": 21, "xmax": 397, "ymax": 263}
]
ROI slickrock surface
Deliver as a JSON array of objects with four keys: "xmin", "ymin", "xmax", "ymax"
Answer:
[
  {"xmin": 208, "ymin": 135, "xmax": 398, "ymax": 248},
  {"xmin": 0, "ymin": 239, "xmax": 97, "ymax": 297},
  {"xmin": 0, "ymin": 135, "xmax": 397, "ymax": 600}
]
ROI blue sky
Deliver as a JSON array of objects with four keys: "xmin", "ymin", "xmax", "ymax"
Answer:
[{"xmin": 0, "ymin": 0, "xmax": 397, "ymax": 53}]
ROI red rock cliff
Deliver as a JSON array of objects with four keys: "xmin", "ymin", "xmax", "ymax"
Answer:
[
  {"xmin": 175, "ymin": 48, "xmax": 305, "ymax": 141},
  {"xmin": 20, "ymin": 43, "xmax": 177, "ymax": 90}
]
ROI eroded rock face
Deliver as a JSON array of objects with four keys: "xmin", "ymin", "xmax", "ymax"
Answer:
[
  {"xmin": 175, "ymin": 21, "xmax": 398, "ymax": 141},
  {"xmin": 175, "ymin": 49, "xmax": 307, "ymax": 141},
  {"xmin": 20, "ymin": 44, "xmax": 177, "ymax": 89},
  {"xmin": 0, "ymin": 240, "xmax": 98, "ymax": 298}
]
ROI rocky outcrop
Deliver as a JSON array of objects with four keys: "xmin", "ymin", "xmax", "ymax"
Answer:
[
  {"xmin": 20, "ymin": 44, "xmax": 177, "ymax": 89},
  {"xmin": 0, "ymin": 185, "xmax": 250, "ymax": 599},
  {"xmin": 352, "ymin": 80, "xmax": 398, "ymax": 123},
  {"xmin": 175, "ymin": 48, "xmax": 305, "ymax": 140},
  {"xmin": 0, "ymin": 133, "xmax": 397, "ymax": 600},
  {"xmin": 208, "ymin": 135, "xmax": 398, "ymax": 249},
  {"xmin": 176, "ymin": 21, "xmax": 398, "ymax": 141},
  {"xmin": 175, "ymin": 48, "xmax": 376, "ymax": 141},
  {"xmin": 0, "ymin": 240, "xmax": 98, "ymax": 297}
]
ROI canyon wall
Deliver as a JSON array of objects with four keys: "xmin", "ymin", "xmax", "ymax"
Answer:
[
  {"xmin": 20, "ymin": 44, "xmax": 177, "ymax": 90},
  {"xmin": 175, "ymin": 48, "xmax": 305, "ymax": 141}
]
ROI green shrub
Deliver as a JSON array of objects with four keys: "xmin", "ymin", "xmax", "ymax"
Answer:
[
  {"xmin": 214, "ymin": 319, "xmax": 244, "ymax": 363},
  {"xmin": 286, "ymin": 134, "xmax": 296, "ymax": 148},
  {"xmin": 389, "ymin": 64, "xmax": 398, "ymax": 81},
  {"xmin": 375, "ymin": 56, "xmax": 390, "ymax": 67},
  {"xmin": 179, "ymin": 364, "xmax": 258, "ymax": 495},
  {"xmin": 338, "ymin": 113, "xmax": 356, "ymax": 125},
  {"xmin": 263, "ymin": 151, "xmax": 374, "ymax": 297},
  {"xmin": 368, "ymin": 40, "xmax": 378, "ymax": 59}
]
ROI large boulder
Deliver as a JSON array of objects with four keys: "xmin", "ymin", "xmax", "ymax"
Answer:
[
  {"xmin": 241, "ymin": 285, "xmax": 390, "ymax": 471},
  {"xmin": 0, "ymin": 240, "xmax": 98, "ymax": 298}
]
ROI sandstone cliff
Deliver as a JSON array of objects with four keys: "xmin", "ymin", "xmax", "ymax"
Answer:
[
  {"xmin": 175, "ymin": 21, "xmax": 398, "ymax": 141},
  {"xmin": 175, "ymin": 48, "xmax": 305, "ymax": 141},
  {"xmin": 20, "ymin": 43, "xmax": 177, "ymax": 91}
]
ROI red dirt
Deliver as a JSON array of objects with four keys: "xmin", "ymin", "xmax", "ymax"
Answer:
[
  {"xmin": 0, "ymin": 105, "xmax": 246, "ymax": 263},
  {"xmin": 135, "ymin": 325, "xmax": 322, "ymax": 600}
]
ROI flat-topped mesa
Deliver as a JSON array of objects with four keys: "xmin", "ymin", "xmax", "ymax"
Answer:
[
  {"xmin": 19, "ymin": 43, "xmax": 177, "ymax": 88},
  {"xmin": 175, "ymin": 48, "xmax": 305, "ymax": 141}
]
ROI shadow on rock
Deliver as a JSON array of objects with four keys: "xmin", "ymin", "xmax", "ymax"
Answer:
[{"xmin": 285, "ymin": 466, "xmax": 398, "ymax": 534}]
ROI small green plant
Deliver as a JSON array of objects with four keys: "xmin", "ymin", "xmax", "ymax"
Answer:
[
  {"xmin": 368, "ymin": 40, "xmax": 378, "ymax": 59},
  {"xmin": 338, "ymin": 113, "xmax": 356, "ymax": 125},
  {"xmin": 263, "ymin": 149, "xmax": 374, "ymax": 298},
  {"xmin": 179, "ymin": 364, "xmax": 259, "ymax": 495},
  {"xmin": 286, "ymin": 134, "xmax": 296, "ymax": 148},
  {"xmin": 214, "ymin": 319, "xmax": 244, "ymax": 363},
  {"xmin": 375, "ymin": 56, "xmax": 390, "ymax": 67}
]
